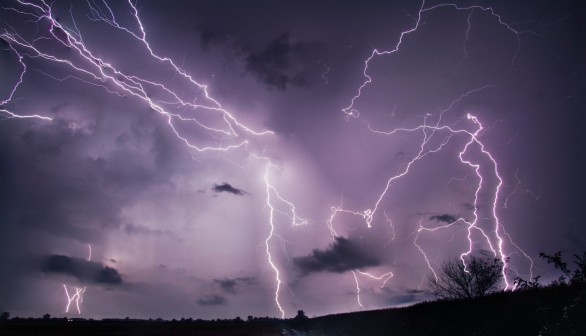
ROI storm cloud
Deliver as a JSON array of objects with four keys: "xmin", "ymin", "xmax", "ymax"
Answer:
[
  {"xmin": 429, "ymin": 214, "xmax": 459, "ymax": 224},
  {"xmin": 245, "ymin": 33, "xmax": 316, "ymax": 90},
  {"xmin": 0, "ymin": 0, "xmax": 583, "ymax": 320},
  {"xmin": 293, "ymin": 237, "xmax": 381, "ymax": 275},
  {"xmin": 41, "ymin": 254, "xmax": 123, "ymax": 285},
  {"xmin": 212, "ymin": 183, "xmax": 247, "ymax": 196}
]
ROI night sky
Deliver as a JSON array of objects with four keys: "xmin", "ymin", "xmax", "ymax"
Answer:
[{"xmin": 0, "ymin": 0, "xmax": 584, "ymax": 320}]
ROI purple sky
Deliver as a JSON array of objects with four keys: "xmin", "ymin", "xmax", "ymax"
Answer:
[{"xmin": 0, "ymin": 0, "xmax": 584, "ymax": 320}]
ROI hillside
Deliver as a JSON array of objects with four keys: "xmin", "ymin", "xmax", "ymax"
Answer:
[
  {"xmin": 1, "ymin": 284, "xmax": 584, "ymax": 335},
  {"xmin": 306, "ymin": 284, "xmax": 586, "ymax": 335}
]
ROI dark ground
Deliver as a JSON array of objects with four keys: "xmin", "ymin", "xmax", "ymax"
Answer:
[{"xmin": 1, "ymin": 284, "xmax": 585, "ymax": 335}]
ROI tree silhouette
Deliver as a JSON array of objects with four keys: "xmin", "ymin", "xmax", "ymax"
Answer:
[
  {"xmin": 539, "ymin": 251, "xmax": 586, "ymax": 285},
  {"xmin": 429, "ymin": 255, "xmax": 503, "ymax": 299},
  {"xmin": 0, "ymin": 312, "xmax": 9, "ymax": 321}
]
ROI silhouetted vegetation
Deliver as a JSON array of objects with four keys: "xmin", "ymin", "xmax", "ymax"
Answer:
[
  {"xmin": 428, "ymin": 255, "xmax": 503, "ymax": 299},
  {"xmin": 539, "ymin": 251, "xmax": 586, "ymax": 285},
  {"xmin": 1, "ymin": 251, "xmax": 584, "ymax": 335}
]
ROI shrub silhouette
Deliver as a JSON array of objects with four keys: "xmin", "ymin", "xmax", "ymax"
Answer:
[
  {"xmin": 429, "ymin": 255, "xmax": 503, "ymax": 299},
  {"xmin": 539, "ymin": 251, "xmax": 586, "ymax": 286}
]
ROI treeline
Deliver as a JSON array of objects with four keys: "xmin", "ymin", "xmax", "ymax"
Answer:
[
  {"xmin": 0, "ymin": 314, "xmax": 282, "ymax": 323},
  {"xmin": 1, "ymin": 251, "xmax": 584, "ymax": 335}
]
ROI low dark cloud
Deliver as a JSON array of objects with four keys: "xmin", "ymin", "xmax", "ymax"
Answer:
[
  {"xmin": 41, "ymin": 254, "xmax": 123, "ymax": 285},
  {"xmin": 212, "ymin": 183, "xmax": 246, "ymax": 196},
  {"xmin": 293, "ymin": 237, "xmax": 381, "ymax": 275},
  {"xmin": 213, "ymin": 277, "xmax": 255, "ymax": 294},
  {"xmin": 197, "ymin": 294, "xmax": 226, "ymax": 306},
  {"xmin": 429, "ymin": 214, "xmax": 458, "ymax": 224},
  {"xmin": 245, "ymin": 33, "xmax": 317, "ymax": 90}
]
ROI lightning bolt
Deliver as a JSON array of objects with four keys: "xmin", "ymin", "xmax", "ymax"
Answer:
[
  {"xmin": 256, "ymin": 154, "xmax": 309, "ymax": 318},
  {"xmin": 1, "ymin": 0, "xmax": 271, "ymax": 152},
  {"xmin": 2, "ymin": 0, "xmax": 540, "ymax": 317},
  {"xmin": 351, "ymin": 271, "xmax": 363, "ymax": 309},
  {"xmin": 335, "ymin": 0, "xmax": 534, "ymax": 308},
  {"xmin": 1, "ymin": 0, "xmax": 278, "ymax": 316},
  {"xmin": 62, "ymin": 284, "xmax": 86, "ymax": 315},
  {"xmin": 342, "ymin": 1, "xmax": 525, "ymax": 122},
  {"xmin": 61, "ymin": 244, "xmax": 92, "ymax": 315}
]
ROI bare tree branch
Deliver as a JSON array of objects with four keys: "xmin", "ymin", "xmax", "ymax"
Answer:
[{"xmin": 429, "ymin": 256, "xmax": 503, "ymax": 300}]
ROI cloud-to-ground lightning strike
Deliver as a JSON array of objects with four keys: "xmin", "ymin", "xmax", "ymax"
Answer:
[
  {"xmin": 1, "ymin": 0, "xmax": 278, "ymax": 315},
  {"xmin": 2, "ymin": 0, "xmax": 543, "ymax": 317},
  {"xmin": 257, "ymin": 154, "xmax": 309, "ymax": 318},
  {"xmin": 62, "ymin": 284, "xmax": 86, "ymax": 315},
  {"xmin": 336, "ymin": 0, "xmax": 534, "ymax": 306},
  {"xmin": 61, "ymin": 244, "xmax": 92, "ymax": 315}
]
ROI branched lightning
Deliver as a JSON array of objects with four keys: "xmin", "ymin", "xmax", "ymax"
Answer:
[
  {"xmin": 1, "ymin": 0, "xmax": 271, "ymax": 152},
  {"xmin": 61, "ymin": 244, "xmax": 92, "ymax": 315},
  {"xmin": 62, "ymin": 284, "xmax": 86, "ymax": 315},
  {"xmin": 2, "ymin": 0, "xmax": 540, "ymax": 316},
  {"xmin": 256, "ymin": 154, "xmax": 309, "ymax": 318},
  {"xmin": 2, "ymin": 0, "xmax": 278, "ymax": 316},
  {"xmin": 333, "ymin": 1, "xmax": 535, "ymax": 308}
]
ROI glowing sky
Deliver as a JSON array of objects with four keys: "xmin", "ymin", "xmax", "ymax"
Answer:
[{"xmin": 0, "ymin": 0, "xmax": 584, "ymax": 320}]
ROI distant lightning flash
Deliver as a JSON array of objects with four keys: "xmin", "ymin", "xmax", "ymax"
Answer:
[
  {"xmin": 62, "ymin": 244, "xmax": 92, "ymax": 315},
  {"xmin": 63, "ymin": 284, "xmax": 86, "ymax": 315}
]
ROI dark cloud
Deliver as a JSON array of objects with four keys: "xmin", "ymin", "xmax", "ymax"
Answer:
[
  {"xmin": 197, "ymin": 27, "xmax": 230, "ymax": 50},
  {"xmin": 0, "ymin": 117, "xmax": 169, "ymax": 246},
  {"xmin": 213, "ymin": 277, "xmax": 255, "ymax": 294},
  {"xmin": 197, "ymin": 294, "xmax": 226, "ymax": 306},
  {"xmin": 41, "ymin": 254, "xmax": 123, "ymax": 285},
  {"xmin": 429, "ymin": 214, "xmax": 459, "ymax": 224},
  {"xmin": 245, "ymin": 33, "xmax": 317, "ymax": 90},
  {"xmin": 293, "ymin": 237, "xmax": 381, "ymax": 275},
  {"xmin": 212, "ymin": 183, "xmax": 246, "ymax": 196}
]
